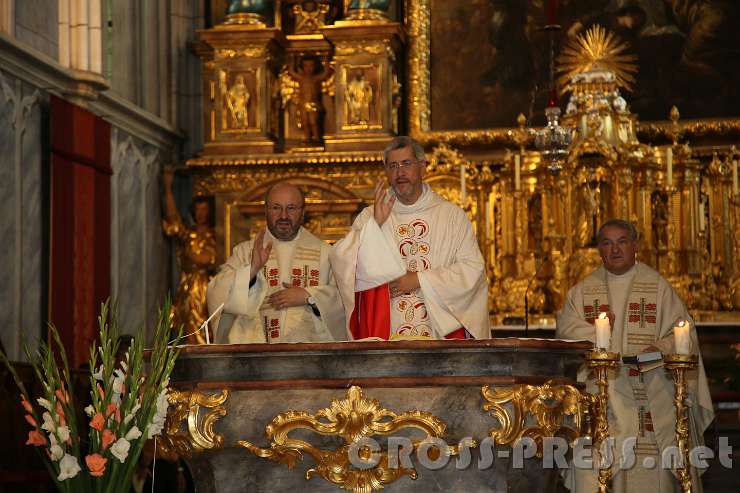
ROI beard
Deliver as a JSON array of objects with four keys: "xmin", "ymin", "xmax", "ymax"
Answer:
[{"xmin": 268, "ymin": 218, "xmax": 301, "ymax": 241}]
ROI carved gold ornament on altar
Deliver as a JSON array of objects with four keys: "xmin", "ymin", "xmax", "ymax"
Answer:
[
  {"xmin": 481, "ymin": 381, "xmax": 592, "ymax": 457},
  {"xmin": 159, "ymin": 389, "xmax": 230, "ymax": 457},
  {"xmin": 238, "ymin": 385, "xmax": 472, "ymax": 492}
]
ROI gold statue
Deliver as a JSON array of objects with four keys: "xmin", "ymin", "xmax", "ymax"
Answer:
[
  {"xmin": 226, "ymin": 74, "xmax": 250, "ymax": 128},
  {"xmin": 345, "ymin": 72, "xmax": 373, "ymax": 125},
  {"xmin": 162, "ymin": 168, "xmax": 217, "ymax": 344},
  {"xmin": 292, "ymin": 1, "xmax": 330, "ymax": 33},
  {"xmin": 288, "ymin": 56, "xmax": 333, "ymax": 143}
]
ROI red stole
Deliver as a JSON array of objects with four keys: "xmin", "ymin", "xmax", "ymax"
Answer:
[{"xmin": 349, "ymin": 284, "xmax": 468, "ymax": 340}]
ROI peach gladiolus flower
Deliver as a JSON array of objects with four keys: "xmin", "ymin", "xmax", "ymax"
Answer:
[
  {"xmin": 101, "ymin": 429, "xmax": 116, "ymax": 450},
  {"xmin": 55, "ymin": 388, "xmax": 69, "ymax": 404},
  {"xmin": 105, "ymin": 403, "xmax": 117, "ymax": 418},
  {"xmin": 24, "ymin": 414, "xmax": 38, "ymax": 427},
  {"xmin": 56, "ymin": 401, "xmax": 67, "ymax": 426},
  {"xmin": 90, "ymin": 413, "xmax": 105, "ymax": 432},
  {"xmin": 85, "ymin": 454, "xmax": 107, "ymax": 477},
  {"xmin": 26, "ymin": 430, "xmax": 47, "ymax": 446},
  {"xmin": 20, "ymin": 395, "xmax": 33, "ymax": 413},
  {"xmin": 96, "ymin": 383, "xmax": 105, "ymax": 399}
]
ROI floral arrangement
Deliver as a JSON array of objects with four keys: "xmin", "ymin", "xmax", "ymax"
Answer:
[{"xmin": 0, "ymin": 301, "xmax": 180, "ymax": 493}]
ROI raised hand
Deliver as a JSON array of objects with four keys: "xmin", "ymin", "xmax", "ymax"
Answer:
[
  {"xmin": 373, "ymin": 180, "xmax": 395, "ymax": 227},
  {"xmin": 250, "ymin": 229, "xmax": 272, "ymax": 280}
]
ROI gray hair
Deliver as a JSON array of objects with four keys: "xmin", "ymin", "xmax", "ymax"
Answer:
[
  {"xmin": 383, "ymin": 136, "xmax": 426, "ymax": 164},
  {"xmin": 263, "ymin": 181, "xmax": 306, "ymax": 209},
  {"xmin": 596, "ymin": 219, "xmax": 638, "ymax": 242}
]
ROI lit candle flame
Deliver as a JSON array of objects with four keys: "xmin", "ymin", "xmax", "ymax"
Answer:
[
  {"xmin": 598, "ymin": 312, "xmax": 607, "ymax": 320},
  {"xmin": 677, "ymin": 320, "xmax": 686, "ymax": 327}
]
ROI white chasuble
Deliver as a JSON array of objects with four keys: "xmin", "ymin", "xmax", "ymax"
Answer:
[
  {"xmin": 331, "ymin": 184, "xmax": 490, "ymax": 340},
  {"xmin": 557, "ymin": 263, "xmax": 714, "ymax": 492},
  {"xmin": 206, "ymin": 227, "xmax": 346, "ymax": 344}
]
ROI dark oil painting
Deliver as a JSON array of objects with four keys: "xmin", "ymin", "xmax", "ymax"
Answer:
[{"xmin": 429, "ymin": 0, "xmax": 740, "ymax": 131}]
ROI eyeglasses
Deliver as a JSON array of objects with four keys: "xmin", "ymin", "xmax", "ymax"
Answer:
[
  {"xmin": 267, "ymin": 204, "xmax": 303, "ymax": 215},
  {"xmin": 385, "ymin": 159, "xmax": 419, "ymax": 171}
]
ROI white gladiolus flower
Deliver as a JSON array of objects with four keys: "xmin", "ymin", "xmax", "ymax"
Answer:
[
  {"xmin": 36, "ymin": 397, "xmax": 53, "ymax": 411},
  {"xmin": 92, "ymin": 365, "xmax": 104, "ymax": 381},
  {"xmin": 112, "ymin": 375, "xmax": 125, "ymax": 395},
  {"xmin": 125, "ymin": 426, "xmax": 142, "ymax": 441},
  {"xmin": 50, "ymin": 444, "xmax": 64, "ymax": 461},
  {"xmin": 49, "ymin": 432, "xmax": 58, "ymax": 446},
  {"xmin": 56, "ymin": 425, "xmax": 70, "ymax": 443},
  {"xmin": 110, "ymin": 438, "xmax": 131, "ymax": 463},
  {"xmin": 111, "ymin": 392, "xmax": 122, "ymax": 407},
  {"xmin": 84, "ymin": 405, "xmax": 95, "ymax": 417},
  {"xmin": 57, "ymin": 454, "xmax": 81, "ymax": 481},
  {"xmin": 41, "ymin": 412, "xmax": 56, "ymax": 433},
  {"xmin": 147, "ymin": 389, "xmax": 169, "ymax": 439},
  {"xmin": 124, "ymin": 401, "xmax": 142, "ymax": 425}
]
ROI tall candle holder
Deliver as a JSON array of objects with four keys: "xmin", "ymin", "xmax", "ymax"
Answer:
[
  {"xmin": 585, "ymin": 349, "xmax": 620, "ymax": 493},
  {"xmin": 664, "ymin": 353, "xmax": 698, "ymax": 493}
]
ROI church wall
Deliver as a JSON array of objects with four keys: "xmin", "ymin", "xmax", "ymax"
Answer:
[
  {"xmin": 0, "ymin": 70, "xmax": 45, "ymax": 361},
  {"xmin": 110, "ymin": 129, "xmax": 169, "ymax": 336},
  {"xmin": 0, "ymin": 1, "xmax": 206, "ymax": 360},
  {"xmin": 14, "ymin": 0, "xmax": 58, "ymax": 60}
]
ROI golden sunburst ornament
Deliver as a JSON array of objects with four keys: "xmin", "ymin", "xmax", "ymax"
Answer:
[{"xmin": 556, "ymin": 25, "xmax": 638, "ymax": 94}]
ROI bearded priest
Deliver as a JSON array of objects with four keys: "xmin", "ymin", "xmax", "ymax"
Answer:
[
  {"xmin": 330, "ymin": 136, "xmax": 490, "ymax": 340},
  {"xmin": 207, "ymin": 182, "xmax": 346, "ymax": 343}
]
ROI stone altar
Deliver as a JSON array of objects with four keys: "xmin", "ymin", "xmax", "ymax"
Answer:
[{"xmin": 163, "ymin": 338, "xmax": 592, "ymax": 492}]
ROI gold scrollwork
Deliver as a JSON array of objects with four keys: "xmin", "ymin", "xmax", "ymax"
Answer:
[
  {"xmin": 481, "ymin": 381, "xmax": 591, "ymax": 456},
  {"xmin": 216, "ymin": 46, "xmax": 267, "ymax": 59},
  {"xmin": 159, "ymin": 388, "xmax": 230, "ymax": 458},
  {"xmin": 238, "ymin": 385, "xmax": 471, "ymax": 493}
]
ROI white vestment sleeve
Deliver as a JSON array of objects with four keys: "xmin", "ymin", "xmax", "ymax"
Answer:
[
  {"xmin": 206, "ymin": 240, "xmax": 268, "ymax": 343},
  {"xmin": 303, "ymin": 245, "xmax": 347, "ymax": 341},
  {"xmin": 355, "ymin": 217, "xmax": 406, "ymax": 291}
]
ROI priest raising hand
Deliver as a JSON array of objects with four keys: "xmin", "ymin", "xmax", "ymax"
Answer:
[
  {"xmin": 249, "ymin": 229, "xmax": 272, "ymax": 281},
  {"xmin": 206, "ymin": 181, "xmax": 346, "ymax": 344},
  {"xmin": 331, "ymin": 136, "xmax": 490, "ymax": 340},
  {"xmin": 373, "ymin": 180, "xmax": 395, "ymax": 227}
]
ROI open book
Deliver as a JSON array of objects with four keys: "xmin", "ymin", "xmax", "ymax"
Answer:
[{"xmin": 622, "ymin": 351, "xmax": 663, "ymax": 372}]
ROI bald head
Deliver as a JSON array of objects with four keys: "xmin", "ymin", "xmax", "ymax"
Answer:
[{"xmin": 264, "ymin": 182, "xmax": 306, "ymax": 241}]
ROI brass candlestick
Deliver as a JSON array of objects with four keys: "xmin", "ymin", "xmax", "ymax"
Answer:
[
  {"xmin": 664, "ymin": 353, "xmax": 698, "ymax": 493},
  {"xmin": 585, "ymin": 349, "xmax": 620, "ymax": 493}
]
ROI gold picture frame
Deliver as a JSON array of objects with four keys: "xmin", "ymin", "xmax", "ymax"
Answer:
[{"xmin": 405, "ymin": 0, "xmax": 740, "ymax": 147}]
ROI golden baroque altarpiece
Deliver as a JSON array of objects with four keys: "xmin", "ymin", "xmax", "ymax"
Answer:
[{"xmin": 187, "ymin": 1, "xmax": 740, "ymax": 325}]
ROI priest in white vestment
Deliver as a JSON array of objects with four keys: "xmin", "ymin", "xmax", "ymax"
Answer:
[
  {"xmin": 331, "ymin": 136, "xmax": 489, "ymax": 340},
  {"xmin": 557, "ymin": 219, "xmax": 714, "ymax": 492},
  {"xmin": 207, "ymin": 182, "xmax": 346, "ymax": 343}
]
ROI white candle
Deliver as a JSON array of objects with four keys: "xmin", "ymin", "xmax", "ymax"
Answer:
[
  {"xmin": 514, "ymin": 154, "xmax": 521, "ymax": 191},
  {"xmin": 733, "ymin": 159, "xmax": 738, "ymax": 196},
  {"xmin": 699, "ymin": 202, "xmax": 705, "ymax": 231},
  {"xmin": 666, "ymin": 147, "xmax": 673, "ymax": 187},
  {"xmin": 674, "ymin": 320, "xmax": 690, "ymax": 355},
  {"xmin": 460, "ymin": 164, "xmax": 466, "ymax": 204},
  {"xmin": 594, "ymin": 312, "xmax": 611, "ymax": 350}
]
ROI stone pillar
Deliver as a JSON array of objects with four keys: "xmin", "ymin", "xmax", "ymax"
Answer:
[
  {"xmin": 199, "ymin": 25, "xmax": 284, "ymax": 154},
  {"xmin": 322, "ymin": 20, "xmax": 403, "ymax": 151}
]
